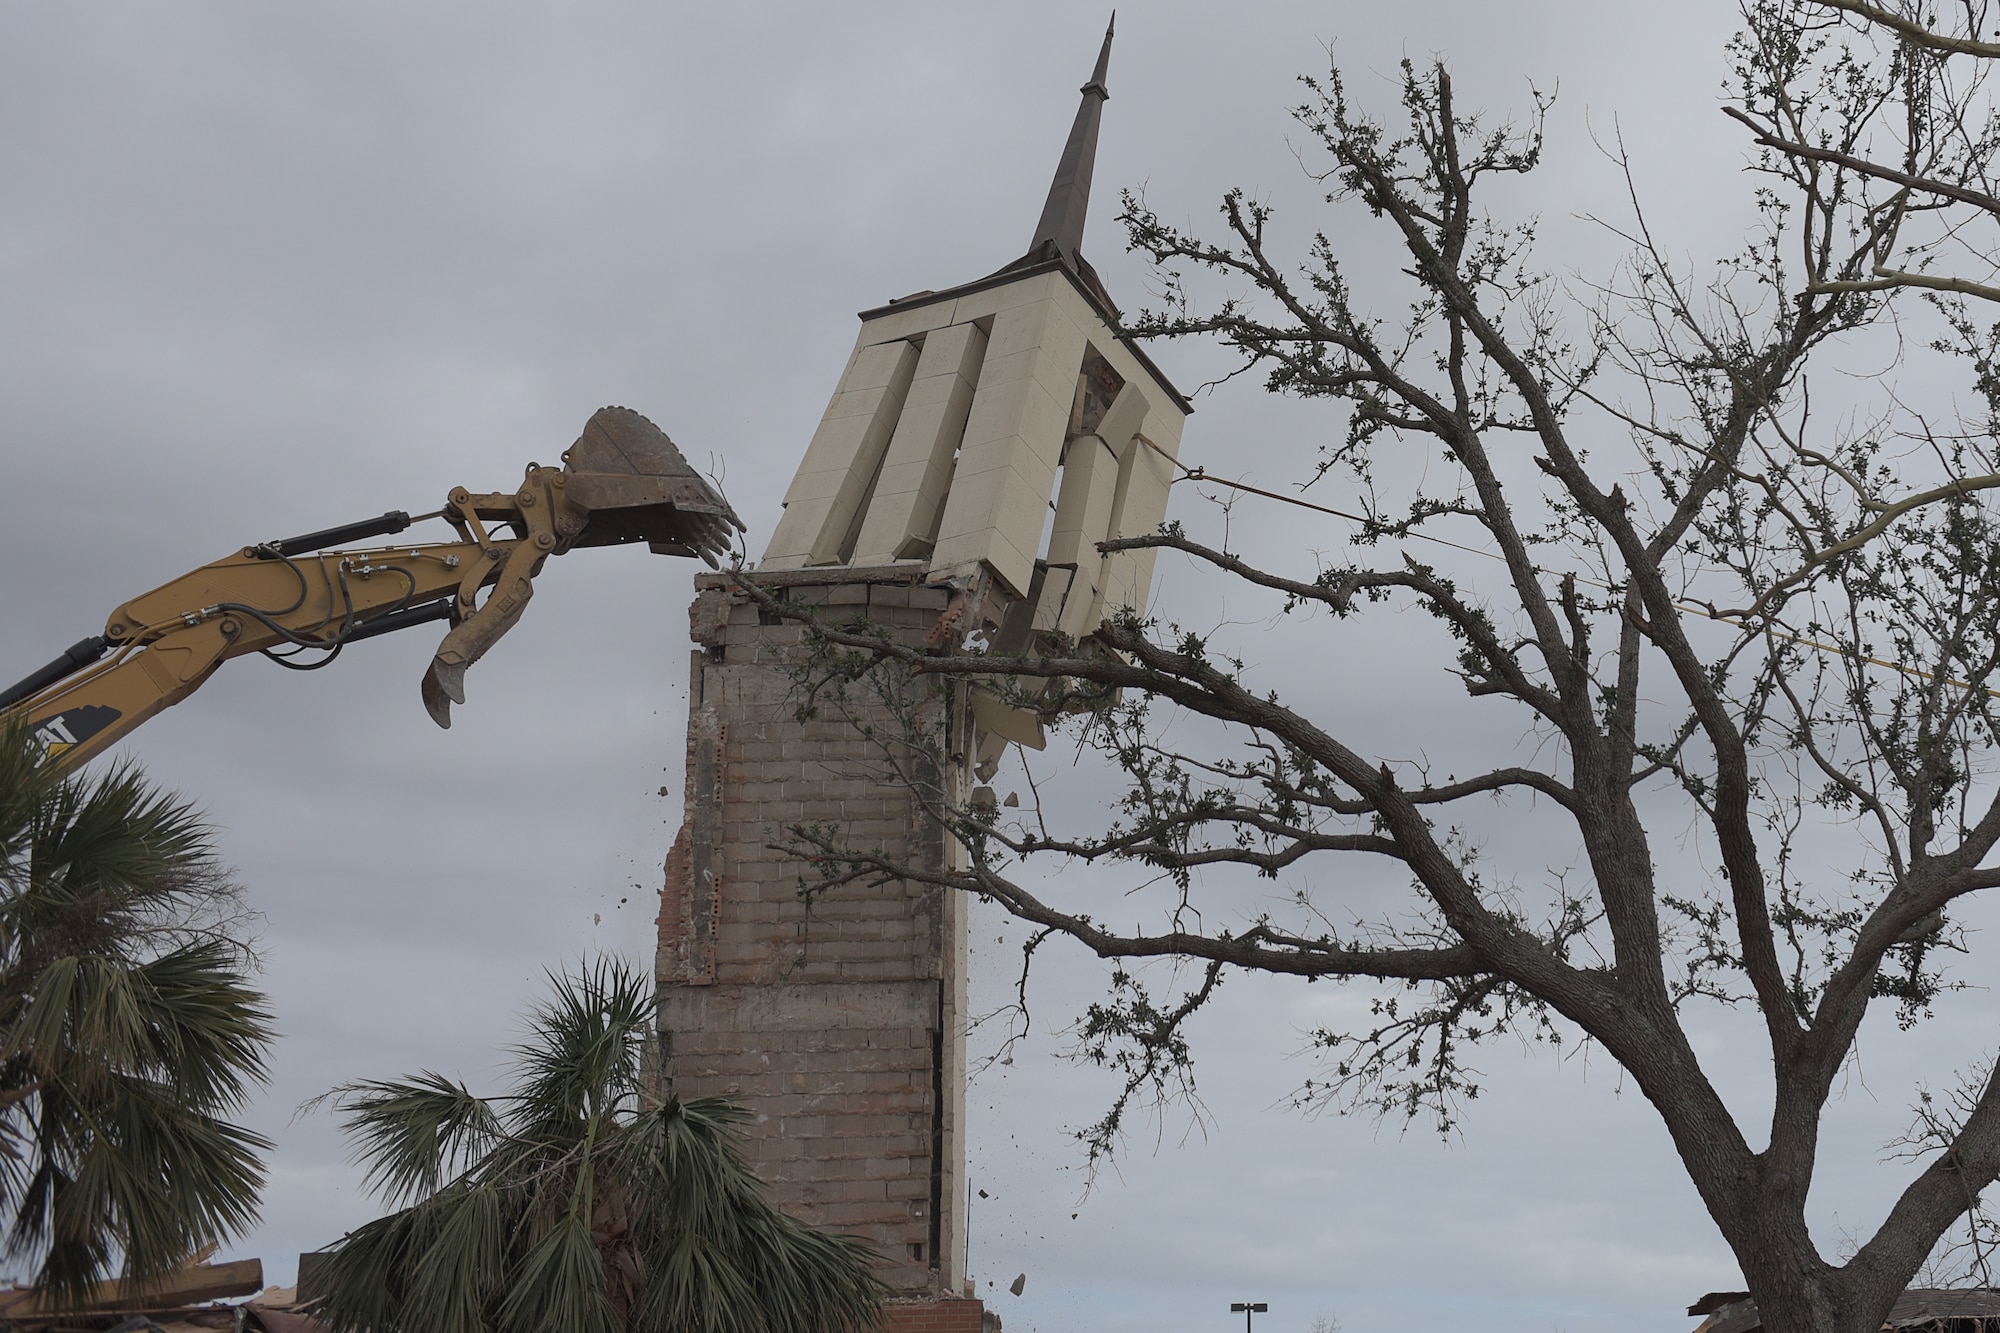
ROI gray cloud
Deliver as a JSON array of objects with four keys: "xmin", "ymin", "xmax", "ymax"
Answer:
[{"xmin": 11, "ymin": 3, "xmax": 1982, "ymax": 1330}]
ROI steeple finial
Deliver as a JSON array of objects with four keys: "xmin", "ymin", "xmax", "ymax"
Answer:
[
  {"xmin": 1087, "ymin": 11, "xmax": 1114, "ymax": 93},
  {"xmin": 1025, "ymin": 14, "xmax": 1115, "ymax": 272}
]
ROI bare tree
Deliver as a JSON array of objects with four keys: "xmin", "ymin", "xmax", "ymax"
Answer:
[
  {"xmin": 768, "ymin": 5, "xmax": 2000, "ymax": 1330},
  {"xmin": 1735, "ymin": 0, "xmax": 2000, "ymax": 305}
]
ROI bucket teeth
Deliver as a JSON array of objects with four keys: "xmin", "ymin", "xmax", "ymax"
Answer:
[{"xmin": 562, "ymin": 406, "xmax": 743, "ymax": 564}]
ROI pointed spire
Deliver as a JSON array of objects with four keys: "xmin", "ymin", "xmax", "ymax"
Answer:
[
  {"xmin": 1087, "ymin": 11, "xmax": 1114, "ymax": 93},
  {"xmin": 1025, "ymin": 14, "xmax": 1114, "ymax": 272}
]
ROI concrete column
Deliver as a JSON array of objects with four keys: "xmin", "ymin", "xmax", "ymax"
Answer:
[
  {"xmin": 851, "ymin": 322, "xmax": 990, "ymax": 566},
  {"xmin": 763, "ymin": 338, "xmax": 922, "ymax": 569},
  {"xmin": 1097, "ymin": 412, "xmax": 1180, "ymax": 624},
  {"xmin": 928, "ymin": 299, "xmax": 1087, "ymax": 597},
  {"xmin": 1036, "ymin": 380, "xmax": 1149, "ymax": 639}
]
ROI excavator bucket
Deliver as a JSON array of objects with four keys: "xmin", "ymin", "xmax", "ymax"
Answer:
[
  {"xmin": 560, "ymin": 406, "xmax": 743, "ymax": 565},
  {"xmin": 418, "ymin": 407, "xmax": 744, "ymax": 729}
]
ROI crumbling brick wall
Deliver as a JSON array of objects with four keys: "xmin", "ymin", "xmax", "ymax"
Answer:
[
  {"xmin": 881, "ymin": 1296, "xmax": 993, "ymax": 1333},
  {"xmin": 657, "ymin": 566, "xmax": 972, "ymax": 1300}
]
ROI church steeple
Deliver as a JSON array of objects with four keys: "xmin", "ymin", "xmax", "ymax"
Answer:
[
  {"xmin": 762, "ymin": 15, "xmax": 1187, "ymax": 621},
  {"xmin": 670, "ymin": 27, "xmax": 1192, "ymax": 1324},
  {"xmin": 1025, "ymin": 14, "xmax": 1114, "ymax": 273}
]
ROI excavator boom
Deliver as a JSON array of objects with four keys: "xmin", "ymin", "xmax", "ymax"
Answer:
[{"xmin": 2, "ymin": 407, "xmax": 739, "ymax": 773}]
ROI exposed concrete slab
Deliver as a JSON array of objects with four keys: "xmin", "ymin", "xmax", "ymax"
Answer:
[
  {"xmin": 764, "ymin": 339, "xmax": 922, "ymax": 568},
  {"xmin": 852, "ymin": 321, "xmax": 989, "ymax": 565}
]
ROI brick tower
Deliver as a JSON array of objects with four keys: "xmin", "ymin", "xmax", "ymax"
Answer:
[{"xmin": 656, "ymin": 19, "xmax": 1189, "ymax": 1329}]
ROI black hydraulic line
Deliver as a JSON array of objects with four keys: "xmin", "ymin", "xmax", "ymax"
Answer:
[
  {"xmin": 256, "ymin": 599, "xmax": 450, "ymax": 671},
  {"xmin": 341, "ymin": 598, "xmax": 454, "ymax": 644},
  {"xmin": 0, "ymin": 637, "xmax": 110, "ymax": 712},
  {"xmin": 255, "ymin": 511, "xmax": 413, "ymax": 558},
  {"xmin": 261, "ymin": 642, "xmax": 345, "ymax": 672},
  {"xmin": 216, "ymin": 560, "xmax": 417, "ymax": 652}
]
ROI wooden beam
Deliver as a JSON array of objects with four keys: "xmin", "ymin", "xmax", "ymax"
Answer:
[{"xmin": 0, "ymin": 1257, "xmax": 264, "ymax": 1315}]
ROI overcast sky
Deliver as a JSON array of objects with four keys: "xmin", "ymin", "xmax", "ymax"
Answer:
[{"xmin": 5, "ymin": 3, "xmax": 1993, "ymax": 1331}]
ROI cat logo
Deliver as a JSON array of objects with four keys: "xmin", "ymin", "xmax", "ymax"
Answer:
[{"xmin": 30, "ymin": 705, "xmax": 121, "ymax": 769}]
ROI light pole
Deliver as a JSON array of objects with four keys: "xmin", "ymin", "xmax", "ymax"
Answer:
[{"xmin": 1230, "ymin": 1301, "xmax": 1269, "ymax": 1333}]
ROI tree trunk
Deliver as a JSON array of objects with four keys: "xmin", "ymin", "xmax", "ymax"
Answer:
[{"xmin": 1736, "ymin": 1220, "xmax": 1893, "ymax": 1333}]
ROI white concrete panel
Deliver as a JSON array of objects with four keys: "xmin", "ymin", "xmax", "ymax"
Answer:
[
  {"xmin": 807, "ymin": 348, "xmax": 864, "ymax": 425},
  {"xmin": 788, "ymin": 342, "xmax": 924, "ymax": 483},
  {"xmin": 781, "ymin": 460, "xmax": 860, "ymax": 505},
  {"xmin": 999, "ymin": 456, "xmax": 1060, "ymax": 539},
  {"xmin": 763, "ymin": 415, "xmax": 881, "ymax": 568},
  {"xmin": 1097, "ymin": 427, "xmax": 1179, "ymax": 618},
  {"xmin": 762, "ymin": 338, "xmax": 920, "ymax": 567},
  {"xmin": 934, "ymin": 459, "xmax": 1055, "ymax": 597},
  {"xmin": 946, "ymin": 373, "xmax": 1071, "ymax": 544},
  {"xmin": 851, "ymin": 321, "xmax": 988, "ymax": 565},
  {"xmin": 944, "ymin": 270, "xmax": 1054, "ymax": 327},
  {"xmin": 981, "ymin": 296, "xmax": 1085, "ymax": 376},
  {"xmin": 928, "ymin": 477, "xmax": 1004, "ymax": 554},
  {"xmin": 852, "ymin": 298, "xmax": 964, "ymax": 346},
  {"xmin": 979, "ymin": 344, "xmax": 1090, "ymax": 419},
  {"xmin": 846, "ymin": 337, "xmax": 925, "ymax": 390},
  {"xmin": 807, "ymin": 339, "xmax": 922, "ymax": 565},
  {"xmin": 930, "ymin": 339, "xmax": 1073, "ymax": 599},
  {"xmin": 1036, "ymin": 433, "xmax": 1120, "ymax": 637},
  {"xmin": 967, "ymin": 347, "xmax": 1043, "ymax": 391},
  {"xmin": 1140, "ymin": 401, "xmax": 1186, "ymax": 459},
  {"xmin": 1114, "ymin": 432, "xmax": 1176, "ymax": 543},
  {"xmin": 1093, "ymin": 379, "xmax": 1151, "ymax": 463},
  {"xmin": 1043, "ymin": 277, "xmax": 1189, "ymax": 432},
  {"xmin": 957, "ymin": 372, "xmax": 1041, "ymax": 453},
  {"xmin": 781, "ymin": 271, "xmax": 1191, "ymax": 605}
]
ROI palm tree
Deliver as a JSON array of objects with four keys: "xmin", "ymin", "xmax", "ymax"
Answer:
[
  {"xmin": 313, "ymin": 957, "xmax": 886, "ymax": 1333},
  {"xmin": 0, "ymin": 724, "xmax": 274, "ymax": 1300}
]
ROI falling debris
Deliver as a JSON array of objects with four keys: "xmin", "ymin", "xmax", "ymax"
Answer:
[{"xmin": 1010, "ymin": 1274, "xmax": 1026, "ymax": 1297}]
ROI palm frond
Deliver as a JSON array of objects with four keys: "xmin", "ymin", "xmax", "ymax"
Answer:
[
  {"xmin": 29, "ymin": 761, "xmax": 212, "ymax": 898},
  {"xmin": 13, "ymin": 1067, "xmax": 270, "ymax": 1299},
  {"xmin": 0, "ymin": 726, "xmax": 272, "ymax": 1300},
  {"xmin": 314, "ymin": 958, "xmax": 887, "ymax": 1333},
  {"xmin": 506, "ymin": 957, "xmax": 650, "ymax": 1134},
  {"xmin": 0, "ymin": 721, "xmax": 65, "ymax": 870},
  {"xmin": 317, "ymin": 1179, "xmax": 509, "ymax": 1333},
  {"xmin": 623, "ymin": 1097, "xmax": 885, "ymax": 1333},
  {"xmin": 400, "ymin": 1182, "xmax": 505, "ymax": 1332},
  {"xmin": 494, "ymin": 1213, "xmax": 621, "ymax": 1333},
  {"xmin": 326, "ymin": 1074, "xmax": 502, "ymax": 1207},
  {"xmin": 126, "ymin": 943, "xmax": 273, "ymax": 1104}
]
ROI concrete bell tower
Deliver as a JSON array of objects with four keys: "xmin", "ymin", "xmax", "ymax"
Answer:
[
  {"xmin": 760, "ymin": 18, "xmax": 1188, "ymax": 647},
  {"xmin": 658, "ymin": 20, "xmax": 1189, "ymax": 1331}
]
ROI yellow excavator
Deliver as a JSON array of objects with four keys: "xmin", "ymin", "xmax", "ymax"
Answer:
[{"xmin": 0, "ymin": 406, "xmax": 740, "ymax": 775}]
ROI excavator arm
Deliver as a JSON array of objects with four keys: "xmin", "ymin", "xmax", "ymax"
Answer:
[{"xmin": 0, "ymin": 406, "xmax": 740, "ymax": 774}]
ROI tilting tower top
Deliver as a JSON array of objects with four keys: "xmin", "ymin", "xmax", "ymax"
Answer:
[{"xmin": 762, "ymin": 16, "xmax": 1189, "ymax": 666}]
